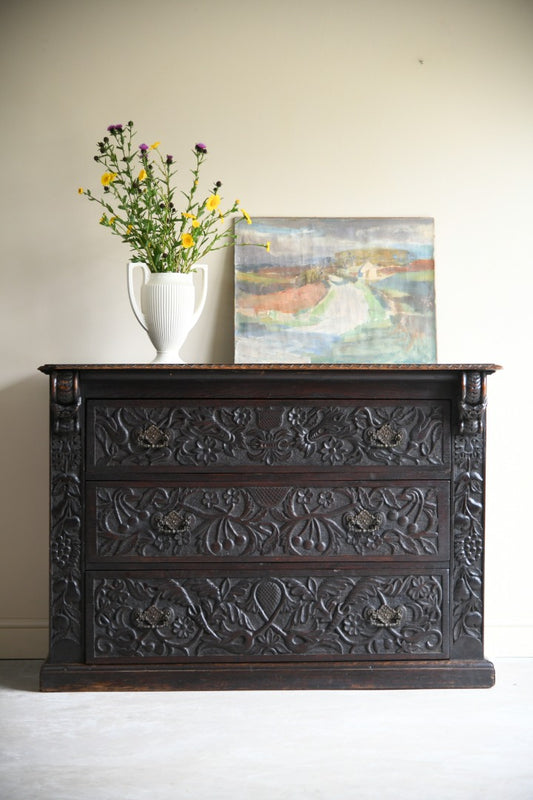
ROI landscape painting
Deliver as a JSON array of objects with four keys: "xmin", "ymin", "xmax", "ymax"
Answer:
[{"xmin": 234, "ymin": 217, "xmax": 436, "ymax": 364}]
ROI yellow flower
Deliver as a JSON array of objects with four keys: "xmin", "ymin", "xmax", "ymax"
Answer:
[
  {"xmin": 192, "ymin": 219, "xmax": 200, "ymax": 228},
  {"xmin": 77, "ymin": 187, "xmax": 84, "ymax": 195},
  {"xmin": 266, "ymin": 241, "xmax": 271, "ymax": 252},
  {"xmin": 138, "ymin": 168, "xmax": 147, "ymax": 181},
  {"xmin": 206, "ymin": 194, "xmax": 221, "ymax": 211},
  {"xmin": 241, "ymin": 208, "xmax": 252, "ymax": 225},
  {"xmin": 99, "ymin": 214, "xmax": 107, "ymax": 224},
  {"xmin": 109, "ymin": 216, "xmax": 117, "ymax": 225},
  {"xmin": 181, "ymin": 233, "xmax": 194, "ymax": 248},
  {"xmin": 182, "ymin": 212, "xmax": 194, "ymax": 219},
  {"xmin": 101, "ymin": 172, "xmax": 117, "ymax": 186},
  {"xmin": 150, "ymin": 141, "xmax": 161, "ymax": 149}
]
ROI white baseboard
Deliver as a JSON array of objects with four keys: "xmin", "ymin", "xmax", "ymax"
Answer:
[
  {"xmin": 0, "ymin": 621, "xmax": 531, "ymax": 660},
  {"xmin": 485, "ymin": 625, "xmax": 533, "ymax": 658},
  {"xmin": 0, "ymin": 620, "xmax": 48, "ymax": 659}
]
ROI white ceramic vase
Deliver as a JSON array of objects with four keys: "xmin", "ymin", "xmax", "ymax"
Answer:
[{"xmin": 127, "ymin": 262, "xmax": 208, "ymax": 364}]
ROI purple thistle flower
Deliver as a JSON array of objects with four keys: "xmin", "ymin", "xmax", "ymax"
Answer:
[
  {"xmin": 107, "ymin": 124, "xmax": 123, "ymax": 133},
  {"xmin": 139, "ymin": 143, "xmax": 149, "ymax": 152},
  {"xmin": 166, "ymin": 154, "xmax": 173, "ymax": 164},
  {"xmin": 195, "ymin": 143, "xmax": 207, "ymax": 154}
]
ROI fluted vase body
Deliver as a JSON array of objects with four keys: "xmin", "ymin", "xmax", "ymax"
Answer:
[{"xmin": 127, "ymin": 263, "xmax": 208, "ymax": 363}]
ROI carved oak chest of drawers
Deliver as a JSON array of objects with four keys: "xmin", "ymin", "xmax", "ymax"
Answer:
[{"xmin": 39, "ymin": 364, "xmax": 498, "ymax": 690}]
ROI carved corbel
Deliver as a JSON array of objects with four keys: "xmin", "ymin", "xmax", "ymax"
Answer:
[
  {"xmin": 459, "ymin": 371, "xmax": 487, "ymax": 435},
  {"xmin": 51, "ymin": 371, "xmax": 81, "ymax": 436}
]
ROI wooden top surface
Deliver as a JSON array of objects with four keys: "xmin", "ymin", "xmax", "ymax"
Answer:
[{"xmin": 39, "ymin": 363, "xmax": 502, "ymax": 374}]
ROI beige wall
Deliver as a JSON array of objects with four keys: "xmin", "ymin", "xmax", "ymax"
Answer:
[{"xmin": 1, "ymin": 0, "xmax": 532, "ymax": 657}]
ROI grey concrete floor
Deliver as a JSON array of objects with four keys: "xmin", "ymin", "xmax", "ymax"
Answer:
[{"xmin": 0, "ymin": 659, "xmax": 532, "ymax": 800}]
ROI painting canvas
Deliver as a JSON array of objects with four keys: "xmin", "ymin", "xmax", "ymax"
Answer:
[{"xmin": 234, "ymin": 217, "xmax": 436, "ymax": 364}]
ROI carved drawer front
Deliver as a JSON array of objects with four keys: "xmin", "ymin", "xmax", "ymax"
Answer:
[
  {"xmin": 88, "ymin": 482, "xmax": 450, "ymax": 562},
  {"xmin": 87, "ymin": 400, "xmax": 449, "ymax": 471},
  {"xmin": 87, "ymin": 570, "xmax": 449, "ymax": 663}
]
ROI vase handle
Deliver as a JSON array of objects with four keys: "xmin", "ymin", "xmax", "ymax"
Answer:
[
  {"xmin": 191, "ymin": 265, "xmax": 208, "ymax": 328},
  {"xmin": 127, "ymin": 262, "xmax": 150, "ymax": 332}
]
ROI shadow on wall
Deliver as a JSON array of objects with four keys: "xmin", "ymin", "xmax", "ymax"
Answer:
[
  {"xmin": 179, "ymin": 249, "xmax": 236, "ymax": 365},
  {"xmin": 0, "ymin": 374, "xmax": 50, "ymax": 629},
  {"xmin": 0, "ymin": 660, "xmax": 41, "ymax": 692}
]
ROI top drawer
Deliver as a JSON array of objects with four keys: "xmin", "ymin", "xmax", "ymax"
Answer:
[{"xmin": 87, "ymin": 400, "xmax": 450, "ymax": 473}]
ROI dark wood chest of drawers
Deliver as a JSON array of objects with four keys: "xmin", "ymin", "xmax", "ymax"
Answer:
[{"xmin": 39, "ymin": 364, "xmax": 498, "ymax": 690}]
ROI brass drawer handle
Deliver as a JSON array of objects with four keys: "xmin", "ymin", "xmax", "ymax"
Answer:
[
  {"xmin": 344, "ymin": 508, "xmax": 383, "ymax": 535},
  {"xmin": 366, "ymin": 423, "xmax": 404, "ymax": 448},
  {"xmin": 133, "ymin": 604, "xmax": 172, "ymax": 629},
  {"xmin": 152, "ymin": 510, "xmax": 194, "ymax": 537},
  {"xmin": 135, "ymin": 423, "xmax": 170, "ymax": 449},
  {"xmin": 367, "ymin": 604, "xmax": 404, "ymax": 628}
]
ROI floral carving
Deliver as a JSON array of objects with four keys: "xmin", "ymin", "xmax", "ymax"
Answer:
[
  {"xmin": 90, "ymin": 402, "xmax": 446, "ymax": 469},
  {"xmin": 91, "ymin": 573, "xmax": 446, "ymax": 660},
  {"xmin": 452, "ymin": 433, "xmax": 485, "ymax": 652},
  {"xmin": 49, "ymin": 371, "xmax": 83, "ymax": 661},
  {"xmin": 93, "ymin": 484, "xmax": 445, "ymax": 560}
]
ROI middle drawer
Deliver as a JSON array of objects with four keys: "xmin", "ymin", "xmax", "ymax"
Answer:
[{"xmin": 86, "ymin": 481, "xmax": 450, "ymax": 563}]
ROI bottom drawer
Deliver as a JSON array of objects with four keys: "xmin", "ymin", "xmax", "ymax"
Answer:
[{"xmin": 87, "ymin": 569, "xmax": 449, "ymax": 663}]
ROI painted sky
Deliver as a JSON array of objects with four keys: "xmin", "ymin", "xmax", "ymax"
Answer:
[{"xmin": 235, "ymin": 217, "xmax": 434, "ymax": 267}]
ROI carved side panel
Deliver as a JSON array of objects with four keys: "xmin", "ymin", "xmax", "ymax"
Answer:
[
  {"xmin": 93, "ymin": 484, "xmax": 445, "ymax": 560},
  {"xmin": 89, "ymin": 572, "xmax": 447, "ymax": 661},
  {"xmin": 48, "ymin": 371, "xmax": 83, "ymax": 662},
  {"xmin": 452, "ymin": 428, "xmax": 485, "ymax": 658},
  {"xmin": 90, "ymin": 402, "xmax": 447, "ymax": 470}
]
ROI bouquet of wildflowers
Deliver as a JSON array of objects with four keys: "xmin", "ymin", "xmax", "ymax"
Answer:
[{"xmin": 79, "ymin": 121, "xmax": 268, "ymax": 273}]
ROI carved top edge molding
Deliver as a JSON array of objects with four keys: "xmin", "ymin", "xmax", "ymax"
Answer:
[{"xmin": 39, "ymin": 363, "xmax": 502, "ymax": 375}]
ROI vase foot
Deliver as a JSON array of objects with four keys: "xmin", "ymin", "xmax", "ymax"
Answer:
[{"xmin": 151, "ymin": 353, "xmax": 185, "ymax": 364}]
